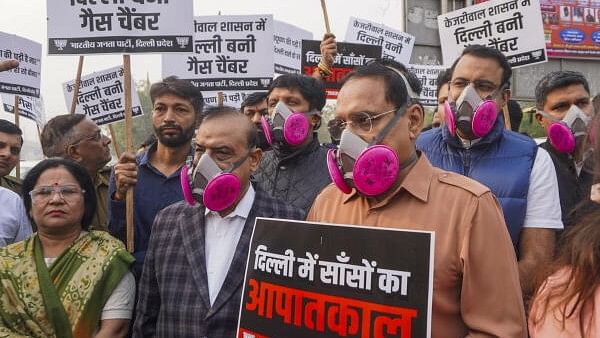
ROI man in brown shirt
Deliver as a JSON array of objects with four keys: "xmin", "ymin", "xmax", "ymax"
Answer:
[
  {"xmin": 307, "ymin": 60, "xmax": 526, "ymax": 337},
  {"xmin": 0, "ymin": 119, "xmax": 23, "ymax": 195},
  {"xmin": 40, "ymin": 114, "xmax": 112, "ymax": 231}
]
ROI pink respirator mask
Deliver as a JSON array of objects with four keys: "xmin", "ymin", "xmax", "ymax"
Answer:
[
  {"xmin": 444, "ymin": 84, "xmax": 499, "ymax": 138},
  {"xmin": 539, "ymin": 105, "xmax": 592, "ymax": 154},
  {"xmin": 327, "ymin": 106, "xmax": 417, "ymax": 196},
  {"xmin": 180, "ymin": 153, "xmax": 248, "ymax": 211},
  {"xmin": 260, "ymin": 101, "xmax": 318, "ymax": 147}
]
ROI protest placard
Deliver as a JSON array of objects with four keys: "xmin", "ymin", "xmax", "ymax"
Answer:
[
  {"xmin": 345, "ymin": 17, "xmax": 415, "ymax": 64},
  {"xmin": 62, "ymin": 65, "xmax": 143, "ymax": 125},
  {"xmin": 162, "ymin": 15, "xmax": 274, "ymax": 108},
  {"xmin": 274, "ymin": 20, "xmax": 313, "ymax": 75},
  {"xmin": 302, "ymin": 40, "xmax": 381, "ymax": 99},
  {"xmin": 407, "ymin": 65, "xmax": 446, "ymax": 106},
  {"xmin": 47, "ymin": 0, "xmax": 193, "ymax": 54},
  {"xmin": 1, "ymin": 94, "xmax": 45, "ymax": 127},
  {"xmin": 0, "ymin": 32, "xmax": 42, "ymax": 98},
  {"xmin": 237, "ymin": 218, "xmax": 434, "ymax": 338},
  {"xmin": 438, "ymin": 0, "xmax": 547, "ymax": 68}
]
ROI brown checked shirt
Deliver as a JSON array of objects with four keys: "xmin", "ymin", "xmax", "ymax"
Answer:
[{"xmin": 308, "ymin": 153, "xmax": 526, "ymax": 338}]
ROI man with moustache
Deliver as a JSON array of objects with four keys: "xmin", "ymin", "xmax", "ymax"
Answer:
[
  {"xmin": 109, "ymin": 76, "xmax": 203, "ymax": 278},
  {"xmin": 0, "ymin": 119, "xmax": 23, "ymax": 195},
  {"xmin": 40, "ymin": 114, "xmax": 113, "ymax": 231}
]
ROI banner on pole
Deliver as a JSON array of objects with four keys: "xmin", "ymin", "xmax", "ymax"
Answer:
[
  {"xmin": 0, "ymin": 32, "xmax": 42, "ymax": 98},
  {"xmin": 62, "ymin": 65, "xmax": 143, "ymax": 125},
  {"xmin": 1, "ymin": 94, "xmax": 45, "ymax": 127},
  {"xmin": 274, "ymin": 20, "xmax": 313, "ymax": 75},
  {"xmin": 47, "ymin": 0, "xmax": 194, "ymax": 54},
  {"xmin": 344, "ymin": 17, "xmax": 415, "ymax": 64},
  {"xmin": 237, "ymin": 218, "xmax": 434, "ymax": 338},
  {"xmin": 301, "ymin": 40, "xmax": 381, "ymax": 99},
  {"xmin": 162, "ymin": 15, "xmax": 274, "ymax": 108},
  {"xmin": 438, "ymin": 0, "xmax": 547, "ymax": 68}
]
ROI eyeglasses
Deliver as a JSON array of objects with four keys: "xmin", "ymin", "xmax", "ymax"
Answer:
[
  {"xmin": 70, "ymin": 130, "xmax": 103, "ymax": 147},
  {"xmin": 449, "ymin": 79, "xmax": 500, "ymax": 97},
  {"xmin": 29, "ymin": 185, "xmax": 85, "ymax": 204},
  {"xmin": 340, "ymin": 109, "xmax": 398, "ymax": 133}
]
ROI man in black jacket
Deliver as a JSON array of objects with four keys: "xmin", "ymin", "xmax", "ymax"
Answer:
[
  {"xmin": 253, "ymin": 74, "xmax": 330, "ymax": 212},
  {"xmin": 534, "ymin": 71, "xmax": 595, "ymax": 227}
]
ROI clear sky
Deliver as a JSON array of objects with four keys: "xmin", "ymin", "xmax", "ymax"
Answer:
[{"xmin": 0, "ymin": 0, "xmax": 401, "ymax": 158}]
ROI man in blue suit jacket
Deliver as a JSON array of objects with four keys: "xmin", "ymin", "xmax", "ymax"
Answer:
[{"xmin": 133, "ymin": 107, "xmax": 304, "ymax": 338}]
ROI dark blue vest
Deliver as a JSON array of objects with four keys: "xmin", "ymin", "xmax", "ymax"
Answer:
[{"xmin": 416, "ymin": 117, "xmax": 537, "ymax": 250}]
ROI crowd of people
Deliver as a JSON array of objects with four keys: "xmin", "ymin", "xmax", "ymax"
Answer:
[{"xmin": 0, "ymin": 32, "xmax": 599, "ymax": 337}]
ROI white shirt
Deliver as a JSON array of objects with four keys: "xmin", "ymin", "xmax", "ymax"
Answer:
[
  {"xmin": 523, "ymin": 147, "xmax": 564, "ymax": 229},
  {"xmin": 0, "ymin": 187, "xmax": 32, "ymax": 246},
  {"xmin": 204, "ymin": 184, "xmax": 255, "ymax": 306}
]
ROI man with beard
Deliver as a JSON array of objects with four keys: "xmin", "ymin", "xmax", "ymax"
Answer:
[
  {"xmin": 417, "ymin": 45, "xmax": 563, "ymax": 302},
  {"xmin": 40, "ymin": 114, "xmax": 113, "ymax": 231},
  {"xmin": 534, "ymin": 71, "xmax": 596, "ymax": 227},
  {"xmin": 109, "ymin": 76, "xmax": 203, "ymax": 278}
]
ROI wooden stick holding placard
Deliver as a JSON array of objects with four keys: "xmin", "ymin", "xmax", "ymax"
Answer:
[
  {"xmin": 217, "ymin": 92, "xmax": 224, "ymax": 107},
  {"xmin": 502, "ymin": 104, "xmax": 512, "ymax": 131},
  {"xmin": 108, "ymin": 124, "xmax": 122, "ymax": 158},
  {"xmin": 70, "ymin": 56, "xmax": 84, "ymax": 115},
  {"xmin": 123, "ymin": 55, "xmax": 135, "ymax": 253},
  {"xmin": 13, "ymin": 95, "xmax": 20, "ymax": 179},
  {"xmin": 320, "ymin": 0, "xmax": 331, "ymax": 34}
]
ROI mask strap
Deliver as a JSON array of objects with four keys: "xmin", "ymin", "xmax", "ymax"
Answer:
[
  {"xmin": 224, "ymin": 148, "xmax": 254, "ymax": 173},
  {"xmin": 371, "ymin": 104, "xmax": 408, "ymax": 146},
  {"xmin": 384, "ymin": 66, "xmax": 418, "ymax": 99}
]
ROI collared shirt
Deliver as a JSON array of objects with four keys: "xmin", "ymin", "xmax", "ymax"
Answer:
[
  {"xmin": 90, "ymin": 167, "xmax": 110, "ymax": 231},
  {"xmin": 0, "ymin": 187, "xmax": 31, "ymax": 247},
  {"xmin": 307, "ymin": 154, "xmax": 527, "ymax": 338},
  {"xmin": 108, "ymin": 142, "xmax": 191, "ymax": 277},
  {"xmin": 204, "ymin": 184, "xmax": 255, "ymax": 306},
  {"xmin": 0, "ymin": 175, "xmax": 22, "ymax": 196}
]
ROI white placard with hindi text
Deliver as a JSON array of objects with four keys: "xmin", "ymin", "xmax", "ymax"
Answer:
[
  {"xmin": 62, "ymin": 65, "xmax": 143, "ymax": 126},
  {"xmin": 438, "ymin": 0, "xmax": 547, "ymax": 68},
  {"xmin": 407, "ymin": 65, "xmax": 447, "ymax": 106},
  {"xmin": 273, "ymin": 20, "xmax": 313, "ymax": 75},
  {"xmin": 0, "ymin": 32, "xmax": 42, "ymax": 98},
  {"xmin": 162, "ymin": 15, "xmax": 274, "ymax": 108},
  {"xmin": 345, "ymin": 16, "xmax": 415, "ymax": 65},
  {"xmin": 47, "ymin": 0, "xmax": 194, "ymax": 54},
  {"xmin": 1, "ymin": 94, "xmax": 45, "ymax": 127}
]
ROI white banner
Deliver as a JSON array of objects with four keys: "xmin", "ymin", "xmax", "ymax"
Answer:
[
  {"xmin": 47, "ymin": 0, "xmax": 194, "ymax": 54},
  {"xmin": 62, "ymin": 65, "xmax": 143, "ymax": 126},
  {"xmin": 0, "ymin": 32, "xmax": 42, "ymax": 98},
  {"xmin": 344, "ymin": 16, "xmax": 415, "ymax": 65},
  {"xmin": 438, "ymin": 0, "xmax": 547, "ymax": 68},
  {"xmin": 273, "ymin": 20, "xmax": 313, "ymax": 75},
  {"xmin": 1, "ymin": 94, "xmax": 45, "ymax": 127},
  {"xmin": 407, "ymin": 65, "xmax": 446, "ymax": 106},
  {"xmin": 162, "ymin": 15, "xmax": 274, "ymax": 108}
]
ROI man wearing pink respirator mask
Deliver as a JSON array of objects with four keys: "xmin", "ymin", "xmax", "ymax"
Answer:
[
  {"xmin": 535, "ymin": 71, "xmax": 596, "ymax": 228},
  {"xmin": 134, "ymin": 107, "xmax": 303, "ymax": 337},
  {"xmin": 308, "ymin": 60, "xmax": 526, "ymax": 337},
  {"xmin": 417, "ymin": 45, "xmax": 563, "ymax": 303}
]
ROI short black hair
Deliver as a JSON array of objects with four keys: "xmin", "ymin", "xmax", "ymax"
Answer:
[
  {"xmin": 22, "ymin": 158, "xmax": 96, "ymax": 231},
  {"xmin": 0, "ymin": 119, "xmax": 23, "ymax": 145},
  {"xmin": 341, "ymin": 60, "xmax": 412, "ymax": 108},
  {"xmin": 436, "ymin": 68, "xmax": 452, "ymax": 96},
  {"xmin": 201, "ymin": 105, "xmax": 258, "ymax": 149},
  {"xmin": 40, "ymin": 114, "xmax": 87, "ymax": 157},
  {"xmin": 150, "ymin": 76, "xmax": 204, "ymax": 116},
  {"xmin": 267, "ymin": 74, "xmax": 326, "ymax": 112},
  {"xmin": 367, "ymin": 58, "xmax": 422, "ymax": 96},
  {"xmin": 451, "ymin": 44, "xmax": 512, "ymax": 88},
  {"xmin": 535, "ymin": 71, "xmax": 590, "ymax": 109},
  {"xmin": 240, "ymin": 92, "xmax": 267, "ymax": 112}
]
